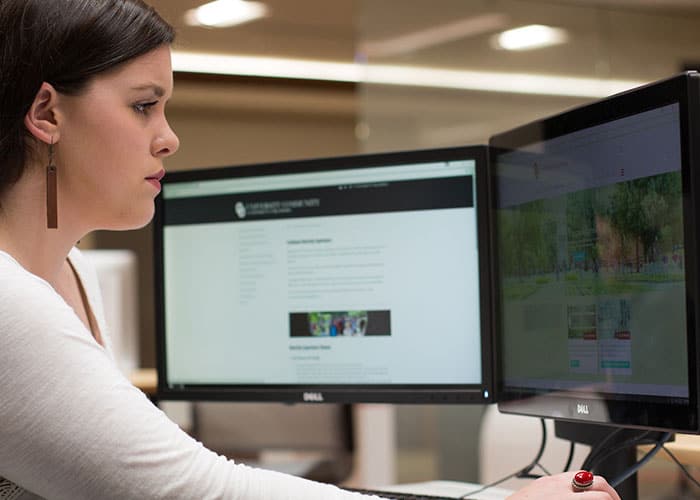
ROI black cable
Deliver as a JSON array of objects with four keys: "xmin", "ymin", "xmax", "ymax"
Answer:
[
  {"xmin": 517, "ymin": 419, "xmax": 548, "ymax": 479},
  {"xmin": 608, "ymin": 432, "xmax": 672, "ymax": 488},
  {"xmin": 663, "ymin": 445, "xmax": 700, "ymax": 490},
  {"xmin": 458, "ymin": 469, "xmax": 521, "ymax": 498},
  {"xmin": 459, "ymin": 418, "xmax": 549, "ymax": 499},
  {"xmin": 581, "ymin": 427, "xmax": 627, "ymax": 470},
  {"xmin": 587, "ymin": 434, "xmax": 657, "ymax": 472},
  {"xmin": 536, "ymin": 462, "xmax": 552, "ymax": 476},
  {"xmin": 562, "ymin": 441, "xmax": 575, "ymax": 472},
  {"xmin": 587, "ymin": 435, "xmax": 660, "ymax": 473},
  {"xmin": 583, "ymin": 429, "xmax": 652, "ymax": 471}
]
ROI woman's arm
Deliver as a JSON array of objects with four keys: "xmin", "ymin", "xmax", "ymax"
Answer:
[{"xmin": 0, "ymin": 269, "xmax": 378, "ymax": 500}]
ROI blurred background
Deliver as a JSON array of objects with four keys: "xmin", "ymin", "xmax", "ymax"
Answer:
[{"xmin": 89, "ymin": 1, "xmax": 700, "ymax": 496}]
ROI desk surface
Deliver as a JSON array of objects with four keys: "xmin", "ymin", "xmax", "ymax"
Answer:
[{"xmin": 375, "ymin": 481, "xmax": 513, "ymax": 499}]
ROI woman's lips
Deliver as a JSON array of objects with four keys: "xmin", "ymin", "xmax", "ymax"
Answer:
[{"xmin": 146, "ymin": 169, "xmax": 165, "ymax": 190}]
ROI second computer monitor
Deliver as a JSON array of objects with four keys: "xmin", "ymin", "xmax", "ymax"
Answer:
[
  {"xmin": 490, "ymin": 72, "xmax": 700, "ymax": 433},
  {"xmin": 155, "ymin": 146, "xmax": 493, "ymax": 404}
]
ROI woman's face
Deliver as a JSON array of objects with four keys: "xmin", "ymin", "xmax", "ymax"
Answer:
[{"xmin": 56, "ymin": 44, "xmax": 179, "ymax": 231}]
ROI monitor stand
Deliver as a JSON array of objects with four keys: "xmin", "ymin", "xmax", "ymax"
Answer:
[{"xmin": 554, "ymin": 421, "xmax": 671, "ymax": 500}]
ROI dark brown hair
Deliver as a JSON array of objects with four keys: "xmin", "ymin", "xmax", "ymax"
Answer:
[{"xmin": 0, "ymin": 0, "xmax": 175, "ymax": 197}]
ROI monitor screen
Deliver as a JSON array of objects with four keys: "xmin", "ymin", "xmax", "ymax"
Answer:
[
  {"xmin": 154, "ymin": 146, "xmax": 493, "ymax": 404},
  {"xmin": 490, "ymin": 73, "xmax": 700, "ymax": 433}
]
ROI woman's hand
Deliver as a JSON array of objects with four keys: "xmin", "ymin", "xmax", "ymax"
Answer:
[{"xmin": 507, "ymin": 472, "xmax": 621, "ymax": 500}]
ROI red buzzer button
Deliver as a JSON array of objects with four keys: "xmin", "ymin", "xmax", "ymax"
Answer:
[{"xmin": 572, "ymin": 470, "xmax": 594, "ymax": 489}]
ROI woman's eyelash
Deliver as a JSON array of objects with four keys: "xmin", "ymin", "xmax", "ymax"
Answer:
[{"xmin": 133, "ymin": 101, "xmax": 158, "ymax": 114}]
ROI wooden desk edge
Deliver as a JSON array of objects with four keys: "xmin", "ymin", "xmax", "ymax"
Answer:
[
  {"xmin": 639, "ymin": 433, "xmax": 700, "ymax": 466},
  {"xmin": 129, "ymin": 368, "xmax": 158, "ymax": 396}
]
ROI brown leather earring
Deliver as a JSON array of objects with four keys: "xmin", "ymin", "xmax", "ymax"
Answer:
[{"xmin": 46, "ymin": 139, "xmax": 57, "ymax": 229}]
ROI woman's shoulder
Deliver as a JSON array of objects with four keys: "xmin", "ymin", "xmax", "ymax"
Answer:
[
  {"xmin": 0, "ymin": 250, "xmax": 55, "ymax": 300},
  {"xmin": 0, "ymin": 250, "xmax": 78, "ymax": 330}
]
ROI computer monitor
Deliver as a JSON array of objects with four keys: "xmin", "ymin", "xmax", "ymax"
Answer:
[
  {"xmin": 490, "ymin": 72, "xmax": 700, "ymax": 434},
  {"xmin": 154, "ymin": 146, "xmax": 493, "ymax": 404}
]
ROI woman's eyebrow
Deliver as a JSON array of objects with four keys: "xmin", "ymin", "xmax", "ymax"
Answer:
[{"xmin": 130, "ymin": 83, "xmax": 166, "ymax": 97}]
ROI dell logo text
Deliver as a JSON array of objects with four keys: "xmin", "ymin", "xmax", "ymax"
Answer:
[
  {"xmin": 303, "ymin": 392, "xmax": 324, "ymax": 402},
  {"xmin": 576, "ymin": 403, "xmax": 590, "ymax": 415}
]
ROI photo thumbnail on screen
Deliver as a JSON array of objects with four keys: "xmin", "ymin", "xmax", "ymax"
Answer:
[{"xmin": 289, "ymin": 310, "xmax": 391, "ymax": 337}]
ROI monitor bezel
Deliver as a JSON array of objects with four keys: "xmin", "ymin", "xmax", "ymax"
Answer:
[
  {"xmin": 154, "ymin": 145, "xmax": 494, "ymax": 404},
  {"xmin": 490, "ymin": 72, "xmax": 700, "ymax": 433}
]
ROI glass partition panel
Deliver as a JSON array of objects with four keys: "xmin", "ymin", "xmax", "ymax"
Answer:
[{"xmin": 357, "ymin": 0, "xmax": 700, "ymax": 485}]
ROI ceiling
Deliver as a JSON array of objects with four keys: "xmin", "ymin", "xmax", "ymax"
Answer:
[
  {"xmin": 147, "ymin": 0, "xmax": 700, "ymax": 149},
  {"xmin": 149, "ymin": 0, "xmax": 357, "ymax": 61},
  {"xmin": 149, "ymin": 0, "xmax": 700, "ymax": 81}
]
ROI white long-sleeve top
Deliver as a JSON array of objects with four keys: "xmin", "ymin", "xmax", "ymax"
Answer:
[{"xmin": 0, "ymin": 248, "xmax": 381, "ymax": 500}]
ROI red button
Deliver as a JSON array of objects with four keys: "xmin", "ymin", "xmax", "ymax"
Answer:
[{"xmin": 573, "ymin": 470, "xmax": 594, "ymax": 488}]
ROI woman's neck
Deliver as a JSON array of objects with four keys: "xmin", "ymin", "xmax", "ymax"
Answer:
[{"xmin": 0, "ymin": 165, "xmax": 85, "ymax": 283}]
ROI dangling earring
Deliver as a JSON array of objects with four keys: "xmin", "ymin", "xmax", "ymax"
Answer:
[{"xmin": 46, "ymin": 138, "xmax": 57, "ymax": 229}]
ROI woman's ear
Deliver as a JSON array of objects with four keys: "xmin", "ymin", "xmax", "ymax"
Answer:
[{"xmin": 23, "ymin": 82, "xmax": 61, "ymax": 144}]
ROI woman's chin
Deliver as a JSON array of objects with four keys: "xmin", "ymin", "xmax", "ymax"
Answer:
[{"xmin": 105, "ymin": 206, "xmax": 155, "ymax": 231}]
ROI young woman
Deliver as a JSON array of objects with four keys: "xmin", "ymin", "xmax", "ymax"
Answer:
[{"xmin": 0, "ymin": 1, "xmax": 621, "ymax": 499}]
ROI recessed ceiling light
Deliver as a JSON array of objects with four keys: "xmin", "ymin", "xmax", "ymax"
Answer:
[
  {"xmin": 494, "ymin": 24, "xmax": 568, "ymax": 51},
  {"xmin": 184, "ymin": 0, "xmax": 268, "ymax": 28}
]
